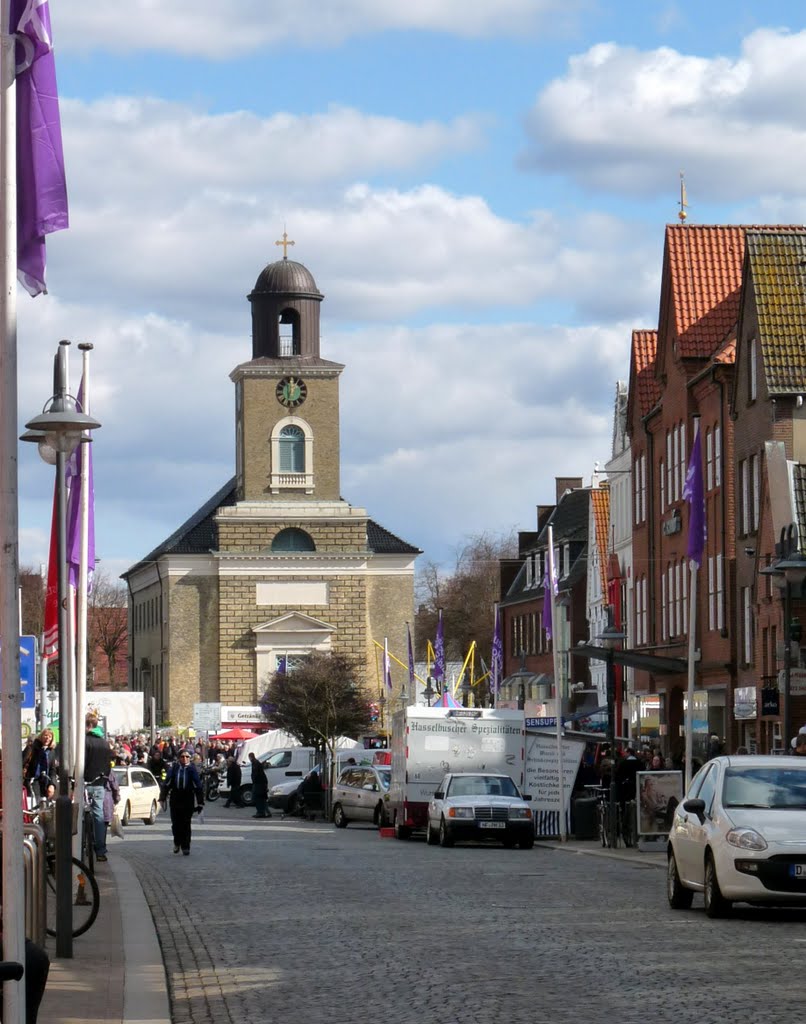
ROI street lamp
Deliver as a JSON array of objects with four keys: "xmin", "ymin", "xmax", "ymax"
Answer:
[
  {"xmin": 459, "ymin": 676, "xmax": 472, "ymax": 708},
  {"xmin": 423, "ymin": 676, "xmax": 436, "ymax": 707},
  {"xmin": 377, "ymin": 692, "xmax": 387, "ymax": 733},
  {"xmin": 396, "ymin": 682, "xmax": 408, "ymax": 710},
  {"xmin": 598, "ymin": 617, "xmax": 625, "ymax": 850},
  {"xmin": 21, "ymin": 341, "xmax": 101, "ymax": 959},
  {"xmin": 761, "ymin": 545, "xmax": 806, "ymax": 749}
]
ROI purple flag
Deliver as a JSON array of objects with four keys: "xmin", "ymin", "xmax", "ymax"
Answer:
[
  {"xmin": 683, "ymin": 419, "xmax": 706, "ymax": 568},
  {"xmin": 433, "ymin": 608, "xmax": 444, "ymax": 683},
  {"xmin": 543, "ymin": 565, "xmax": 558, "ymax": 640},
  {"xmin": 490, "ymin": 605, "xmax": 503, "ymax": 696},
  {"xmin": 407, "ymin": 623, "xmax": 415, "ymax": 691},
  {"xmin": 66, "ymin": 377, "xmax": 95, "ymax": 591},
  {"xmin": 14, "ymin": 0, "xmax": 69, "ymax": 296}
]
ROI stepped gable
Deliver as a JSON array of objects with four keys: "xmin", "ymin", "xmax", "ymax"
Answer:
[{"xmin": 745, "ymin": 229, "xmax": 806, "ymax": 395}]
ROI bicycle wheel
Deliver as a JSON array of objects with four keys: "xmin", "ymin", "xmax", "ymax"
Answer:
[
  {"xmin": 598, "ymin": 802, "xmax": 610, "ymax": 847},
  {"xmin": 621, "ymin": 801, "xmax": 637, "ymax": 848},
  {"xmin": 82, "ymin": 811, "xmax": 95, "ymax": 874},
  {"xmin": 46, "ymin": 855, "xmax": 100, "ymax": 938}
]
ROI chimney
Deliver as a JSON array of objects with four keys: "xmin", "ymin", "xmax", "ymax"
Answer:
[
  {"xmin": 555, "ymin": 477, "xmax": 583, "ymax": 503},
  {"xmin": 536, "ymin": 505, "xmax": 554, "ymax": 530}
]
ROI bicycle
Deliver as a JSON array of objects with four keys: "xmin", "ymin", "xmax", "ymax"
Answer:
[{"xmin": 596, "ymin": 791, "xmax": 638, "ymax": 848}]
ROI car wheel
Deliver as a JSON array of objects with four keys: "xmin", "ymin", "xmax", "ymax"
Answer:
[
  {"xmin": 240, "ymin": 786, "xmax": 254, "ymax": 807},
  {"xmin": 287, "ymin": 794, "xmax": 298, "ymax": 816},
  {"xmin": 704, "ymin": 853, "xmax": 731, "ymax": 918},
  {"xmin": 425, "ymin": 822, "xmax": 437, "ymax": 845},
  {"xmin": 667, "ymin": 849, "xmax": 694, "ymax": 909},
  {"xmin": 438, "ymin": 817, "xmax": 454, "ymax": 848},
  {"xmin": 121, "ymin": 802, "xmax": 131, "ymax": 827},
  {"xmin": 143, "ymin": 801, "xmax": 157, "ymax": 826},
  {"xmin": 333, "ymin": 803, "xmax": 348, "ymax": 828},
  {"xmin": 373, "ymin": 803, "xmax": 384, "ymax": 828},
  {"xmin": 502, "ymin": 838, "xmax": 517, "ymax": 849},
  {"xmin": 519, "ymin": 835, "xmax": 535, "ymax": 850}
]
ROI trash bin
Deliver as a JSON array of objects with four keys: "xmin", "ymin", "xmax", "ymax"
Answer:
[{"xmin": 572, "ymin": 796, "xmax": 598, "ymax": 840}]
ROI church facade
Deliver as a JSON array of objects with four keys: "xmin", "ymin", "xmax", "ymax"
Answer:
[{"xmin": 123, "ymin": 251, "xmax": 420, "ymax": 726}]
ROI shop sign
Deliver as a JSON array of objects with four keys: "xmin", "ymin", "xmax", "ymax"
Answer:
[
  {"xmin": 662, "ymin": 510, "xmax": 682, "ymax": 536},
  {"xmin": 733, "ymin": 686, "xmax": 757, "ymax": 720},
  {"xmin": 761, "ymin": 688, "xmax": 780, "ymax": 716},
  {"xmin": 785, "ymin": 669, "xmax": 806, "ymax": 696}
]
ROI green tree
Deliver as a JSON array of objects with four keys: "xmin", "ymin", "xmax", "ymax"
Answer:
[{"xmin": 259, "ymin": 651, "xmax": 372, "ymax": 753}]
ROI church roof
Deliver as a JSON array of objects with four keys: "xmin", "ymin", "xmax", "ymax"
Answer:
[
  {"xmin": 250, "ymin": 259, "xmax": 322, "ymax": 298},
  {"xmin": 123, "ymin": 480, "xmax": 420, "ymax": 577}
]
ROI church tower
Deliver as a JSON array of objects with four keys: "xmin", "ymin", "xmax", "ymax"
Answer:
[{"xmin": 234, "ymin": 240, "xmax": 342, "ymax": 501}]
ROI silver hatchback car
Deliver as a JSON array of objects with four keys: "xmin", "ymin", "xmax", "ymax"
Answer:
[{"xmin": 332, "ymin": 765, "xmax": 391, "ymax": 828}]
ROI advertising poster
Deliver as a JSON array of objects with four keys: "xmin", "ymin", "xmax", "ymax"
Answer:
[
  {"xmin": 524, "ymin": 731, "xmax": 585, "ymax": 837},
  {"xmin": 636, "ymin": 770, "xmax": 683, "ymax": 836}
]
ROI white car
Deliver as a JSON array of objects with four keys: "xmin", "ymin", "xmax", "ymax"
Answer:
[
  {"xmin": 667, "ymin": 755, "xmax": 806, "ymax": 916},
  {"xmin": 112, "ymin": 765, "xmax": 162, "ymax": 826},
  {"xmin": 426, "ymin": 772, "xmax": 534, "ymax": 849}
]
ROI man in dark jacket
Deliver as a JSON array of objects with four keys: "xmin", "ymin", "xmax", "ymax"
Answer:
[
  {"xmin": 249, "ymin": 752, "xmax": 271, "ymax": 819},
  {"xmin": 85, "ymin": 714, "xmax": 114, "ymax": 862},
  {"xmin": 224, "ymin": 757, "xmax": 243, "ymax": 807},
  {"xmin": 160, "ymin": 749, "xmax": 204, "ymax": 855}
]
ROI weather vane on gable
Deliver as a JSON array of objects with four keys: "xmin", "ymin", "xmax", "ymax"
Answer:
[
  {"xmin": 678, "ymin": 172, "xmax": 688, "ymax": 223},
  {"xmin": 275, "ymin": 228, "xmax": 295, "ymax": 259}
]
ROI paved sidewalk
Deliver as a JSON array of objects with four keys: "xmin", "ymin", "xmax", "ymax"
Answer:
[
  {"xmin": 38, "ymin": 855, "xmax": 170, "ymax": 1024},
  {"xmin": 535, "ymin": 836, "xmax": 668, "ymax": 868}
]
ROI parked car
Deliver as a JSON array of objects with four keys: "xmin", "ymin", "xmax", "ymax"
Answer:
[
  {"xmin": 426, "ymin": 772, "xmax": 534, "ymax": 849},
  {"xmin": 269, "ymin": 764, "xmax": 323, "ymax": 815},
  {"xmin": 332, "ymin": 765, "xmax": 391, "ymax": 828},
  {"xmin": 111, "ymin": 765, "xmax": 161, "ymax": 826},
  {"xmin": 667, "ymin": 755, "xmax": 806, "ymax": 916},
  {"xmin": 220, "ymin": 747, "xmax": 317, "ymax": 806}
]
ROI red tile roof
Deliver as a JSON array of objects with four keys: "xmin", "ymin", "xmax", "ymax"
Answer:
[
  {"xmin": 632, "ymin": 329, "xmax": 660, "ymax": 418},
  {"xmin": 590, "ymin": 487, "xmax": 610, "ymax": 594}
]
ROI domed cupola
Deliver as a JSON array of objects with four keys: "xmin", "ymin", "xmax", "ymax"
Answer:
[{"xmin": 247, "ymin": 235, "xmax": 324, "ymax": 359}]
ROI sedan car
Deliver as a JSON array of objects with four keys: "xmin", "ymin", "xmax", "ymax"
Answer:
[
  {"xmin": 426, "ymin": 772, "xmax": 534, "ymax": 849},
  {"xmin": 667, "ymin": 755, "xmax": 806, "ymax": 916},
  {"xmin": 332, "ymin": 765, "xmax": 391, "ymax": 828},
  {"xmin": 111, "ymin": 765, "xmax": 162, "ymax": 826}
]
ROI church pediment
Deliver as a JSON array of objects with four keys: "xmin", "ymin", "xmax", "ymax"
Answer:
[{"xmin": 252, "ymin": 611, "xmax": 336, "ymax": 635}]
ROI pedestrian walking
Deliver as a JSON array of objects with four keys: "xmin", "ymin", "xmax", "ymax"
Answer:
[
  {"xmin": 160, "ymin": 748, "xmax": 204, "ymax": 855},
  {"xmin": 224, "ymin": 757, "xmax": 243, "ymax": 807},
  {"xmin": 85, "ymin": 714, "xmax": 114, "ymax": 862},
  {"xmin": 249, "ymin": 752, "xmax": 271, "ymax": 819}
]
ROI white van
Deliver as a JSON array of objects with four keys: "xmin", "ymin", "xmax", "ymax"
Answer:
[{"xmin": 221, "ymin": 747, "xmax": 317, "ymax": 806}]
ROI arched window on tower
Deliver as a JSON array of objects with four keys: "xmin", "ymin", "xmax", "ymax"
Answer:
[
  {"xmin": 279, "ymin": 425, "xmax": 305, "ymax": 473},
  {"xmin": 271, "ymin": 527, "xmax": 316, "ymax": 552},
  {"xmin": 278, "ymin": 308, "xmax": 301, "ymax": 356}
]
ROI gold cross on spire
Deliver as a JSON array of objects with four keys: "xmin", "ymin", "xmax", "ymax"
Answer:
[
  {"xmin": 275, "ymin": 229, "xmax": 295, "ymax": 259},
  {"xmin": 678, "ymin": 171, "xmax": 688, "ymax": 223}
]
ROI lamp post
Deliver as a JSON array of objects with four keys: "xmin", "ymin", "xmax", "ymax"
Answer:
[
  {"xmin": 377, "ymin": 692, "xmax": 387, "ymax": 734},
  {"xmin": 423, "ymin": 676, "xmax": 435, "ymax": 707},
  {"xmin": 761, "ymin": 547, "xmax": 806, "ymax": 749},
  {"xmin": 598, "ymin": 617, "xmax": 625, "ymax": 850},
  {"xmin": 21, "ymin": 340, "xmax": 100, "ymax": 958},
  {"xmin": 459, "ymin": 676, "xmax": 472, "ymax": 708}
]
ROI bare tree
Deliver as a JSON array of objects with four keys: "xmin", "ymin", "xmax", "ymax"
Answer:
[
  {"xmin": 19, "ymin": 566, "xmax": 45, "ymax": 637},
  {"xmin": 88, "ymin": 569, "xmax": 128, "ymax": 689}
]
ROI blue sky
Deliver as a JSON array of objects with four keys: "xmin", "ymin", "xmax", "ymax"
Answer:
[{"xmin": 16, "ymin": 0, "xmax": 806, "ymax": 581}]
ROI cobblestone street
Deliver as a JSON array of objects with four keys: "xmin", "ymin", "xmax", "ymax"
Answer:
[{"xmin": 118, "ymin": 806, "xmax": 806, "ymax": 1024}]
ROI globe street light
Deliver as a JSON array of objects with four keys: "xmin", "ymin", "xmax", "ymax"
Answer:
[
  {"xmin": 21, "ymin": 340, "xmax": 100, "ymax": 960},
  {"xmin": 423, "ymin": 676, "xmax": 436, "ymax": 707}
]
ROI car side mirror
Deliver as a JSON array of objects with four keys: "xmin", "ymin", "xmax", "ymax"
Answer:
[
  {"xmin": 682, "ymin": 797, "xmax": 706, "ymax": 822},
  {"xmin": 434, "ymin": 790, "xmax": 444, "ymax": 799}
]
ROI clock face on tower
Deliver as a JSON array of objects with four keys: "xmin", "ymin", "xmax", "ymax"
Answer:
[{"xmin": 276, "ymin": 376, "xmax": 307, "ymax": 409}]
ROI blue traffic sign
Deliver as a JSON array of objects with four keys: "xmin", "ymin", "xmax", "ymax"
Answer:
[{"xmin": 0, "ymin": 636, "xmax": 37, "ymax": 708}]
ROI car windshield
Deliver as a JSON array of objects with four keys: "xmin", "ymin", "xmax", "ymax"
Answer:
[
  {"xmin": 376, "ymin": 770, "xmax": 391, "ymax": 790},
  {"xmin": 723, "ymin": 766, "xmax": 806, "ymax": 809},
  {"xmin": 112, "ymin": 768, "xmax": 126, "ymax": 784},
  {"xmin": 447, "ymin": 775, "xmax": 518, "ymax": 798}
]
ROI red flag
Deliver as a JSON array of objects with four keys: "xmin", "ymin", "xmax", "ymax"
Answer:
[{"xmin": 42, "ymin": 481, "xmax": 59, "ymax": 662}]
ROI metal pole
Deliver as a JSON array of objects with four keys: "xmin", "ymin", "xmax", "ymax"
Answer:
[
  {"xmin": 685, "ymin": 562, "xmax": 698, "ymax": 790},
  {"xmin": 55, "ymin": 445, "xmax": 72, "ymax": 958},
  {"xmin": 547, "ymin": 526, "xmax": 566, "ymax": 841},
  {"xmin": 783, "ymin": 581, "xmax": 792, "ymax": 751},
  {"xmin": 0, "ymin": 1, "xmax": 26, "ymax": 1016},
  {"xmin": 606, "ymin": 651, "xmax": 618, "ymax": 850},
  {"xmin": 150, "ymin": 695, "xmax": 156, "ymax": 747}
]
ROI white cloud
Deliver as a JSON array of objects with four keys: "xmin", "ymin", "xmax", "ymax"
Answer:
[
  {"xmin": 523, "ymin": 28, "xmax": 806, "ymax": 201},
  {"xmin": 58, "ymin": 1, "xmax": 576, "ymax": 57}
]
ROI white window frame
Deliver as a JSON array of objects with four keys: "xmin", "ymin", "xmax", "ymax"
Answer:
[
  {"xmin": 659, "ymin": 459, "xmax": 665, "ymax": 512},
  {"xmin": 739, "ymin": 459, "xmax": 749, "ymax": 535},
  {"xmin": 270, "ymin": 415, "xmax": 314, "ymax": 494},
  {"xmin": 716, "ymin": 554, "xmax": 725, "ymax": 630},
  {"xmin": 749, "ymin": 336, "xmax": 758, "ymax": 401},
  {"xmin": 661, "ymin": 571, "xmax": 667, "ymax": 641},
  {"xmin": 666, "ymin": 431, "xmax": 673, "ymax": 504},
  {"xmin": 742, "ymin": 586, "xmax": 753, "ymax": 665},
  {"xmin": 708, "ymin": 556, "xmax": 715, "ymax": 631},
  {"xmin": 751, "ymin": 452, "xmax": 760, "ymax": 532},
  {"xmin": 679, "ymin": 421, "xmax": 686, "ymax": 498},
  {"xmin": 714, "ymin": 425, "xmax": 722, "ymax": 486}
]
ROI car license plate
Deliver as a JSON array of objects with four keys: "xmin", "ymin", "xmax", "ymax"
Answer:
[
  {"xmin": 790, "ymin": 864, "xmax": 806, "ymax": 877},
  {"xmin": 479, "ymin": 821, "xmax": 505, "ymax": 829}
]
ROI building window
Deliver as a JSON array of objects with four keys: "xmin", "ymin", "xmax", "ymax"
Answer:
[
  {"xmin": 716, "ymin": 554, "xmax": 724, "ymax": 630},
  {"xmin": 679, "ymin": 421, "xmax": 686, "ymax": 498},
  {"xmin": 270, "ymin": 415, "xmax": 314, "ymax": 493},
  {"xmin": 706, "ymin": 428, "xmax": 713, "ymax": 491},
  {"xmin": 708, "ymin": 556, "xmax": 715, "ymax": 630},
  {"xmin": 739, "ymin": 459, "xmax": 749, "ymax": 536},
  {"xmin": 271, "ymin": 528, "xmax": 316, "ymax": 552},
  {"xmin": 714, "ymin": 425, "xmax": 721, "ymax": 486},
  {"xmin": 748, "ymin": 336, "xmax": 757, "ymax": 402},
  {"xmin": 659, "ymin": 459, "xmax": 665, "ymax": 511},
  {"xmin": 666, "ymin": 432, "xmax": 673, "ymax": 506},
  {"xmin": 742, "ymin": 587, "xmax": 753, "ymax": 665},
  {"xmin": 661, "ymin": 571, "xmax": 667, "ymax": 641},
  {"xmin": 751, "ymin": 452, "xmax": 760, "ymax": 532}
]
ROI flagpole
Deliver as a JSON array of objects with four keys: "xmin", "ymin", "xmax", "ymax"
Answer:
[
  {"xmin": 547, "ymin": 525, "xmax": 566, "ymax": 841},
  {"xmin": 682, "ymin": 416, "xmax": 705, "ymax": 791},
  {"xmin": 685, "ymin": 562, "xmax": 698, "ymax": 790},
  {"xmin": 0, "ymin": 2, "xmax": 26, "ymax": 1019},
  {"xmin": 72, "ymin": 342, "xmax": 93, "ymax": 859}
]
